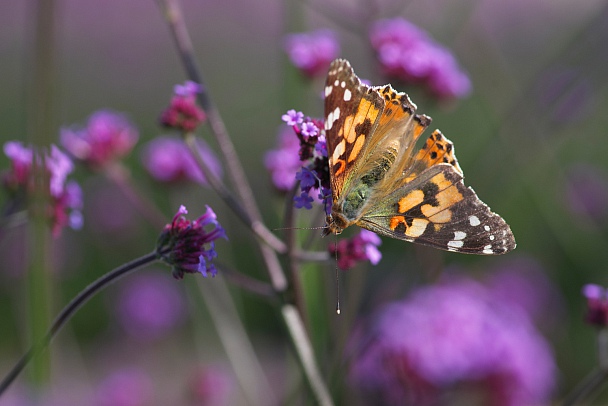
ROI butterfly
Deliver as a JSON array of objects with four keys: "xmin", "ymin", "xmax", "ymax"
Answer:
[{"xmin": 322, "ymin": 59, "xmax": 515, "ymax": 255}]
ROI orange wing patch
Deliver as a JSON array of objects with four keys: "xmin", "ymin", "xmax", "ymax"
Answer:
[{"xmin": 414, "ymin": 130, "xmax": 463, "ymax": 175}]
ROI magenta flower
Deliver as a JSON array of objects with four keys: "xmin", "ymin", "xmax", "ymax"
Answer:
[
  {"xmin": 141, "ymin": 136, "xmax": 222, "ymax": 186},
  {"xmin": 2, "ymin": 141, "xmax": 83, "ymax": 237},
  {"xmin": 95, "ymin": 368, "xmax": 153, "ymax": 406},
  {"xmin": 329, "ymin": 230, "xmax": 382, "ymax": 270},
  {"xmin": 160, "ymin": 80, "xmax": 206, "ymax": 132},
  {"xmin": 348, "ymin": 278, "xmax": 556, "ymax": 406},
  {"xmin": 115, "ymin": 272, "xmax": 186, "ymax": 340},
  {"xmin": 370, "ymin": 18, "xmax": 471, "ymax": 100},
  {"xmin": 157, "ymin": 205, "xmax": 226, "ymax": 279},
  {"xmin": 284, "ymin": 29, "xmax": 340, "ymax": 78},
  {"xmin": 582, "ymin": 284, "xmax": 608, "ymax": 327},
  {"xmin": 60, "ymin": 110, "xmax": 139, "ymax": 169}
]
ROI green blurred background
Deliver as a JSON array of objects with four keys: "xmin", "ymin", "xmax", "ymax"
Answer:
[{"xmin": 1, "ymin": 0, "xmax": 608, "ymax": 404}]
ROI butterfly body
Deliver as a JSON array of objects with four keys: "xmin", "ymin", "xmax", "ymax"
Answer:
[{"xmin": 322, "ymin": 59, "xmax": 515, "ymax": 255}]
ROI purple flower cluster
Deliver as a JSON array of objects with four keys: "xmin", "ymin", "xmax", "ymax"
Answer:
[
  {"xmin": 329, "ymin": 230, "xmax": 382, "ymax": 270},
  {"xmin": 160, "ymin": 80, "xmax": 206, "ymax": 132},
  {"xmin": 582, "ymin": 284, "xmax": 608, "ymax": 327},
  {"xmin": 349, "ymin": 278, "xmax": 556, "ymax": 406},
  {"xmin": 2, "ymin": 141, "xmax": 83, "ymax": 237},
  {"xmin": 370, "ymin": 18, "xmax": 471, "ymax": 100},
  {"xmin": 157, "ymin": 205, "xmax": 226, "ymax": 279},
  {"xmin": 60, "ymin": 110, "xmax": 139, "ymax": 170},
  {"xmin": 284, "ymin": 29, "xmax": 340, "ymax": 78},
  {"xmin": 275, "ymin": 110, "xmax": 331, "ymax": 213},
  {"xmin": 141, "ymin": 136, "xmax": 222, "ymax": 186}
]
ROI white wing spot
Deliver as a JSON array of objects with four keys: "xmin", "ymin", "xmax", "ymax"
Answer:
[
  {"xmin": 325, "ymin": 86, "xmax": 333, "ymax": 97},
  {"xmin": 469, "ymin": 215, "xmax": 481, "ymax": 226},
  {"xmin": 484, "ymin": 225, "xmax": 490, "ymax": 231},
  {"xmin": 340, "ymin": 81, "xmax": 346, "ymax": 88},
  {"xmin": 325, "ymin": 107, "xmax": 341, "ymax": 130},
  {"xmin": 489, "ymin": 235, "xmax": 495, "ymax": 241},
  {"xmin": 344, "ymin": 89, "xmax": 352, "ymax": 101},
  {"xmin": 334, "ymin": 79, "xmax": 339, "ymax": 86},
  {"xmin": 453, "ymin": 231, "xmax": 466, "ymax": 240},
  {"xmin": 483, "ymin": 245, "xmax": 493, "ymax": 255},
  {"xmin": 332, "ymin": 139, "xmax": 346, "ymax": 161},
  {"xmin": 447, "ymin": 240, "xmax": 464, "ymax": 249}
]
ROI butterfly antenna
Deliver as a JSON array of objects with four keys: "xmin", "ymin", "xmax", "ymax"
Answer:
[{"xmin": 335, "ymin": 233, "xmax": 341, "ymax": 315}]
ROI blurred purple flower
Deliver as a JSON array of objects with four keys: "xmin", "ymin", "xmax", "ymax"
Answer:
[
  {"xmin": 3, "ymin": 141, "xmax": 33, "ymax": 187},
  {"xmin": 564, "ymin": 164, "xmax": 608, "ymax": 223},
  {"xmin": 157, "ymin": 205, "xmax": 227, "ymax": 279},
  {"xmin": 142, "ymin": 136, "xmax": 222, "ymax": 186},
  {"xmin": 116, "ymin": 272, "xmax": 186, "ymax": 340},
  {"xmin": 2, "ymin": 141, "xmax": 83, "ymax": 237},
  {"xmin": 329, "ymin": 229, "xmax": 382, "ymax": 270},
  {"xmin": 95, "ymin": 368, "xmax": 153, "ymax": 406},
  {"xmin": 60, "ymin": 110, "xmax": 139, "ymax": 170},
  {"xmin": 160, "ymin": 81, "xmax": 206, "ymax": 132},
  {"xmin": 349, "ymin": 278, "xmax": 556, "ymax": 406},
  {"xmin": 264, "ymin": 127, "xmax": 301, "ymax": 191},
  {"xmin": 188, "ymin": 366, "xmax": 233, "ymax": 406},
  {"xmin": 174, "ymin": 80, "xmax": 203, "ymax": 97},
  {"xmin": 370, "ymin": 18, "xmax": 471, "ymax": 100},
  {"xmin": 582, "ymin": 283, "xmax": 608, "ymax": 327},
  {"xmin": 284, "ymin": 29, "xmax": 340, "ymax": 78}
]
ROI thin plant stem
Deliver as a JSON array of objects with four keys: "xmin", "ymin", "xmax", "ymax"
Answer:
[
  {"xmin": 0, "ymin": 251, "xmax": 161, "ymax": 396},
  {"xmin": 196, "ymin": 277, "xmax": 277, "ymax": 405},
  {"xmin": 182, "ymin": 133, "xmax": 285, "ymax": 254},
  {"xmin": 156, "ymin": 1, "xmax": 334, "ymax": 403}
]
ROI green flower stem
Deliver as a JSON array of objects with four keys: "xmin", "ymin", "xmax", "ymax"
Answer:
[{"xmin": 0, "ymin": 251, "xmax": 161, "ymax": 397}]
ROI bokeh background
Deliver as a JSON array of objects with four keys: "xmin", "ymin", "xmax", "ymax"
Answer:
[{"xmin": 1, "ymin": 0, "xmax": 608, "ymax": 404}]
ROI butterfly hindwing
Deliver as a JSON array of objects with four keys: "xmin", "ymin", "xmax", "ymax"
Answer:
[{"xmin": 357, "ymin": 163, "xmax": 515, "ymax": 254}]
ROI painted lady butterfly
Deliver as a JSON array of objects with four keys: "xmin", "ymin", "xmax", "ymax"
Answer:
[{"xmin": 322, "ymin": 59, "xmax": 515, "ymax": 255}]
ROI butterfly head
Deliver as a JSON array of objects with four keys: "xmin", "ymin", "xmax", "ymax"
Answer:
[{"xmin": 322, "ymin": 212, "xmax": 350, "ymax": 237}]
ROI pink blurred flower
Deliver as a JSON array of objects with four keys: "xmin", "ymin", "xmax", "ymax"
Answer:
[
  {"xmin": 370, "ymin": 18, "xmax": 471, "ymax": 100},
  {"xmin": 2, "ymin": 141, "xmax": 83, "ymax": 237},
  {"xmin": 284, "ymin": 29, "xmax": 340, "ymax": 78},
  {"xmin": 349, "ymin": 278, "xmax": 556, "ymax": 405},
  {"xmin": 61, "ymin": 110, "xmax": 139, "ymax": 170},
  {"xmin": 141, "ymin": 136, "xmax": 222, "ymax": 186},
  {"xmin": 160, "ymin": 80, "xmax": 206, "ymax": 132}
]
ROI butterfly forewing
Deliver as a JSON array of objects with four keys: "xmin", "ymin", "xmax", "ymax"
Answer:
[{"xmin": 323, "ymin": 58, "xmax": 515, "ymax": 254}]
